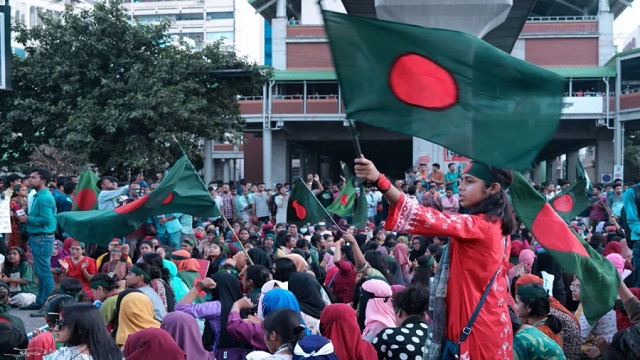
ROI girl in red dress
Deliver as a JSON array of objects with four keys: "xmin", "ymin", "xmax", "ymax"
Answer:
[{"xmin": 355, "ymin": 155, "xmax": 517, "ymax": 360}]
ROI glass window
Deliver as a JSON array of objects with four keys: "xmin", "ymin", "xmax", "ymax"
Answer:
[
  {"xmin": 205, "ymin": 31, "xmax": 234, "ymax": 42},
  {"xmin": 135, "ymin": 13, "xmax": 203, "ymax": 23},
  {"xmin": 205, "ymin": 11, "xmax": 233, "ymax": 20}
]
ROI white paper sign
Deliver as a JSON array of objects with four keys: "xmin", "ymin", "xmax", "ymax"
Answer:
[
  {"xmin": 541, "ymin": 271, "xmax": 555, "ymax": 296},
  {"xmin": 0, "ymin": 196, "xmax": 11, "ymax": 233}
]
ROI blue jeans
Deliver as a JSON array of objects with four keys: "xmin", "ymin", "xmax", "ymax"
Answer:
[
  {"xmin": 158, "ymin": 231, "xmax": 181, "ymax": 249},
  {"xmin": 29, "ymin": 234, "xmax": 55, "ymax": 305}
]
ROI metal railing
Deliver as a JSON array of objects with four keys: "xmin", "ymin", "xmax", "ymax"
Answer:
[
  {"xmin": 527, "ymin": 16, "xmax": 597, "ymax": 22},
  {"xmin": 238, "ymin": 94, "xmax": 340, "ymax": 101}
]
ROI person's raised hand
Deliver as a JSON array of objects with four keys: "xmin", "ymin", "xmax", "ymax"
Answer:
[
  {"xmin": 58, "ymin": 259, "xmax": 69, "ymax": 270},
  {"xmin": 121, "ymin": 244, "xmax": 130, "ymax": 257},
  {"xmin": 201, "ymin": 278, "xmax": 217, "ymax": 289},
  {"xmin": 343, "ymin": 234, "xmax": 357, "ymax": 246},
  {"xmin": 235, "ymin": 297, "xmax": 254, "ymax": 310},
  {"xmin": 354, "ymin": 155, "xmax": 380, "ymax": 183}
]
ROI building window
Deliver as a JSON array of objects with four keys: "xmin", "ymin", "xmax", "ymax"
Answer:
[
  {"xmin": 205, "ymin": 11, "xmax": 233, "ymax": 20},
  {"xmin": 134, "ymin": 13, "xmax": 203, "ymax": 23},
  {"xmin": 205, "ymin": 31, "xmax": 234, "ymax": 42}
]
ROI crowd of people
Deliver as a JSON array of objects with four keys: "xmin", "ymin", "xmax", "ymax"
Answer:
[{"xmin": 0, "ymin": 156, "xmax": 638, "ymax": 359}]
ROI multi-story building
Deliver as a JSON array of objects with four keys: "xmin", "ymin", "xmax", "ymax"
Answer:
[
  {"xmin": 122, "ymin": 0, "xmax": 264, "ymax": 63},
  {"xmin": 223, "ymin": 0, "xmax": 640, "ymax": 188},
  {"xmin": 622, "ymin": 25, "xmax": 640, "ymax": 51}
]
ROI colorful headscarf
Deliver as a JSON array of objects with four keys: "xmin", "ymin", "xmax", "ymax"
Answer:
[
  {"xmin": 510, "ymin": 240, "xmax": 524, "ymax": 257},
  {"xmin": 320, "ymin": 304, "xmax": 378, "ymax": 360},
  {"xmin": 392, "ymin": 243, "xmax": 410, "ymax": 271},
  {"xmin": 123, "ymin": 328, "xmax": 186, "ymax": 360},
  {"xmin": 293, "ymin": 335, "xmax": 338, "ymax": 360},
  {"xmin": 160, "ymin": 312, "xmax": 209, "ymax": 360},
  {"xmin": 518, "ymin": 249, "xmax": 536, "ymax": 268},
  {"xmin": 50, "ymin": 240, "xmax": 69, "ymax": 268},
  {"xmin": 257, "ymin": 280, "xmax": 287, "ymax": 319},
  {"xmin": 289, "ymin": 272, "xmax": 326, "ymax": 319},
  {"xmin": 116, "ymin": 292, "xmax": 160, "ymax": 345},
  {"xmin": 286, "ymin": 253, "xmax": 308, "ymax": 272},
  {"xmin": 360, "ymin": 279, "xmax": 396, "ymax": 339},
  {"xmin": 603, "ymin": 241, "xmax": 622, "ymax": 257}
]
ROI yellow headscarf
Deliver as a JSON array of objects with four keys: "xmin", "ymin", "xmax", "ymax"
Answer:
[{"xmin": 116, "ymin": 292, "xmax": 160, "ymax": 345}]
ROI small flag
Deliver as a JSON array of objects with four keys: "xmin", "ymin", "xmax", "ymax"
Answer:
[
  {"xmin": 511, "ymin": 171, "xmax": 619, "ymax": 325},
  {"xmin": 58, "ymin": 155, "xmax": 221, "ymax": 246},
  {"xmin": 549, "ymin": 178, "xmax": 593, "ymax": 223},
  {"xmin": 72, "ymin": 170, "xmax": 101, "ymax": 211},
  {"xmin": 322, "ymin": 10, "xmax": 565, "ymax": 171},
  {"xmin": 327, "ymin": 177, "xmax": 357, "ymax": 217},
  {"xmin": 286, "ymin": 178, "xmax": 328, "ymax": 225},
  {"xmin": 576, "ymin": 155, "xmax": 593, "ymax": 192}
]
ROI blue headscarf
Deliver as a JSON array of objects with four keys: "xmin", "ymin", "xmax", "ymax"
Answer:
[
  {"xmin": 293, "ymin": 335, "xmax": 339, "ymax": 360},
  {"xmin": 262, "ymin": 289, "xmax": 310, "ymax": 335}
]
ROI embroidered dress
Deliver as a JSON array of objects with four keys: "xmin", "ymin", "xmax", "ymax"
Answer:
[{"xmin": 385, "ymin": 193, "xmax": 512, "ymax": 360}]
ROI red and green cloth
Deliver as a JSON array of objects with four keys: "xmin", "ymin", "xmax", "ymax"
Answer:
[
  {"xmin": 549, "ymin": 178, "xmax": 593, "ymax": 223},
  {"xmin": 511, "ymin": 171, "xmax": 619, "ymax": 324},
  {"xmin": 326, "ymin": 176, "xmax": 368, "ymax": 229},
  {"xmin": 286, "ymin": 178, "xmax": 328, "ymax": 225},
  {"xmin": 57, "ymin": 155, "xmax": 221, "ymax": 247},
  {"xmin": 322, "ymin": 10, "xmax": 565, "ymax": 171},
  {"xmin": 72, "ymin": 170, "xmax": 101, "ymax": 211}
]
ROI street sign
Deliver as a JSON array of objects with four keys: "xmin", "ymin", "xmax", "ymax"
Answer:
[
  {"xmin": 613, "ymin": 165, "xmax": 624, "ymax": 182},
  {"xmin": 600, "ymin": 173, "xmax": 612, "ymax": 183}
]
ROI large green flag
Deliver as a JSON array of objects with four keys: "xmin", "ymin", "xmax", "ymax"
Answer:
[
  {"xmin": 72, "ymin": 170, "xmax": 101, "ymax": 211},
  {"xmin": 511, "ymin": 171, "xmax": 619, "ymax": 324},
  {"xmin": 549, "ymin": 178, "xmax": 593, "ymax": 222},
  {"xmin": 57, "ymin": 155, "xmax": 221, "ymax": 246},
  {"xmin": 286, "ymin": 178, "xmax": 328, "ymax": 225},
  {"xmin": 322, "ymin": 10, "xmax": 565, "ymax": 171},
  {"xmin": 327, "ymin": 177, "xmax": 357, "ymax": 217}
]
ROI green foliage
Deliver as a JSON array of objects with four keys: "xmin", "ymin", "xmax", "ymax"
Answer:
[{"xmin": 1, "ymin": 1, "xmax": 270, "ymax": 176}]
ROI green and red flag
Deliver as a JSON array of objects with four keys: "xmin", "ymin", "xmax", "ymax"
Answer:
[
  {"xmin": 57, "ymin": 155, "xmax": 221, "ymax": 246},
  {"xmin": 327, "ymin": 177, "xmax": 357, "ymax": 216},
  {"xmin": 287, "ymin": 178, "xmax": 328, "ymax": 225},
  {"xmin": 72, "ymin": 170, "xmax": 101, "ymax": 211},
  {"xmin": 576, "ymin": 155, "xmax": 593, "ymax": 192},
  {"xmin": 511, "ymin": 171, "xmax": 619, "ymax": 324},
  {"xmin": 549, "ymin": 178, "xmax": 593, "ymax": 223},
  {"xmin": 322, "ymin": 10, "xmax": 565, "ymax": 171}
]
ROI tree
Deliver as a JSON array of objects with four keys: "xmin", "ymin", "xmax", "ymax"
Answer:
[{"xmin": 0, "ymin": 1, "xmax": 269, "ymax": 176}]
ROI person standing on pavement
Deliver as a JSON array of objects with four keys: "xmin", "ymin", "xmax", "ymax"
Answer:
[{"xmin": 18, "ymin": 168, "xmax": 57, "ymax": 316}]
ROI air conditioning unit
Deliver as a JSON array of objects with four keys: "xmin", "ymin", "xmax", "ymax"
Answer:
[{"xmin": 596, "ymin": 118, "xmax": 607, "ymax": 126}]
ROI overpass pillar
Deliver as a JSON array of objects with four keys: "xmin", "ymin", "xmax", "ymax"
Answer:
[
  {"xmin": 270, "ymin": 131, "xmax": 290, "ymax": 187},
  {"xmin": 532, "ymin": 162, "xmax": 546, "ymax": 185},
  {"xmin": 546, "ymin": 159, "xmax": 560, "ymax": 184},
  {"xmin": 566, "ymin": 151, "xmax": 579, "ymax": 182},
  {"xmin": 595, "ymin": 139, "xmax": 614, "ymax": 184}
]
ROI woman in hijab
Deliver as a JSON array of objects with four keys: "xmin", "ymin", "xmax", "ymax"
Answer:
[
  {"xmin": 392, "ymin": 242, "xmax": 411, "ymax": 284},
  {"xmin": 171, "ymin": 250, "xmax": 202, "ymax": 291},
  {"xmin": 288, "ymin": 272, "xmax": 326, "ymax": 335},
  {"xmin": 257, "ymin": 280, "xmax": 287, "ymax": 318},
  {"xmin": 249, "ymin": 248, "xmax": 273, "ymax": 269},
  {"xmin": 603, "ymin": 241, "xmax": 622, "ymax": 257},
  {"xmin": 50, "ymin": 240, "xmax": 68, "ymax": 283},
  {"xmin": 510, "ymin": 240, "xmax": 524, "ymax": 265},
  {"xmin": 320, "ymin": 303, "xmax": 377, "ymax": 360},
  {"xmin": 123, "ymin": 328, "xmax": 186, "ymax": 360},
  {"xmin": 286, "ymin": 254, "xmax": 308, "ymax": 273},
  {"xmin": 360, "ymin": 279, "xmax": 396, "ymax": 342},
  {"xmin": 226, "ymin": 288, "xmax": 307, "ymax": 352},
  {"xmin": 161, "ymin": 311, "xmax": 215, "ymax": 360},
  {"xmin": 408, "ymin": 236, "xmax": 427, "ymax": 263},
  {"xmin": 115, "ymin": 292, "xmax": 161, "ymax": 346}
]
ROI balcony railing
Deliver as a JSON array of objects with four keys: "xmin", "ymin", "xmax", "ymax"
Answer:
[{"xmin": 526, "ymin": 16, "xmax": 598, "ymax": 22}]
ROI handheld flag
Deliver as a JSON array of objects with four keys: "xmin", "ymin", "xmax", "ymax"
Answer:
[
  {"xmin": 549, "ymin": 178, "xmax": 593, "ymax": 223},
  {"xmin": 322, "ymin": 10, "xmax": 565, "ymax": 171},
  {"xmin": 286, "ymin": 178, "xmax": 329, "ymax": 225},
  {"xmin": 511, "ymin": 171, "xmax": 619, "ymax": 324},
  {"xmin": 352, "ymin": 186, "xmax": 368, "ymax": 229},
  {"xmin": 57, "ymin": 155, "xmax": 221, "ymax": 246},
  {"xmin": 72, "ymin": 170, "xmax": 101, "ymax": 211},
  {"xmin": 327, "ymin": 177, "xmax": 357, "ymax": 217}
]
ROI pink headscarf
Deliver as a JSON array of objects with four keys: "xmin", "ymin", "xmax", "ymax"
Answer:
[
  {"xmin": 361, "ymin": 279, "xmax": 396, "ymax": 339},
  {"xmin": 519, "ymin": 249, "xmax": 536, "ymax": 268},
  {"xmin": 392, "ymin": 243, "xmax": 410, "ymax": 274},
  {"xmin": 606, "ymin": 253, "xmax": 626, "ymax": 277},
  {"xmin": 391, "ymin": 285, "xmax": 406, "ymax": 295}
]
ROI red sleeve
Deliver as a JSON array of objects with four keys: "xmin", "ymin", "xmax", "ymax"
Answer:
[
  {"xmin": 86, "ymin": 259, "xmax": 97, "ymax": 275},
  {"xmin": 334, "ymin": 260, "xmax": 355, "ymax": 273},
  {"xmin": 385, "ymin": 193, "xmax": 490, "ymax": 241}
]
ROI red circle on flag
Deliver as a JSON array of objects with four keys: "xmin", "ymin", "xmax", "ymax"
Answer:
[
  {"xmin": 74, "ymin": 189, "xmax": 97, "ymax": 211},
  {"xmin": 114, "ymin": 195, "xmax": 149, "ymax": 214},
  {"xmin": 552, "ymin": 194, "xmax": 574, "ymax": 213},
  {"xmin": 389, "ymin": 53, "xmax": 458, "ymax": 110},
  {"xmin": 162, "ymin": 193, "xmax": 174, "ymax": 205},
  {"xmin": 292, "ymin": 200, "xmax": 307, "ymax": 220},
  {"xmin": 339, "ymin": 194, "xmax": 349, "ymax": 206},
  {"xmin": 531, "ymin": 203, "xmax": 589, "ymax": 257}
]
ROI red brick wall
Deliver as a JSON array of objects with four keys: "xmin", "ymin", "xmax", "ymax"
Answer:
[
  {"xmin": 243, "ymin": 133, "xmax": 262, "ymax": 182},
  {"xmin": 286, "ymin": 43, "xmax": 333, "ymax": 69},
  {"xmin": 525, "ymin": 38, "xmax": 599, "ymax": 66},
  {"xmin": 521, "ymin": 22, "xmax": 598, "ymax": 35}
]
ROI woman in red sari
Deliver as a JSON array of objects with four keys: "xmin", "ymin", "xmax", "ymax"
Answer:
[{"xmin": 355, "ymin": 156, "xmax": 517, "ymax": 360}]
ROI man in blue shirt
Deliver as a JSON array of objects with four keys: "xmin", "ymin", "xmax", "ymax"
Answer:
[
  {"xmin": 18, "ymin": 168, "xmax": 56, "ymax": 314},
  {"xmin": 147, "ymin": 213, "xmax": 183, "ymax": 249},
  {"xmin": 444, "ymin": 163, "xmax": 462, "ymax": 195}
]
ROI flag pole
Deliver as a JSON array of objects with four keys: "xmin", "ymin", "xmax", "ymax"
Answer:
[
  {"xmin": 298, "ymin": 177, "xmax": 342, "ymax": 230},
  {"xmin": 220, "ymin": 213, "xmax": 254, "ymax": 266}
]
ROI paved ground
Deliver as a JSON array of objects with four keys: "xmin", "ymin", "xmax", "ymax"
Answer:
[{"xmin": 10, "ymin": 308, "xmax": 48, "ymax": 336}]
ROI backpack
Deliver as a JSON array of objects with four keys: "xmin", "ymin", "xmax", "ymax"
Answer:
[{"xmin": 620, "ymin": 185, "xmax": 640, "ymax": 239}]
